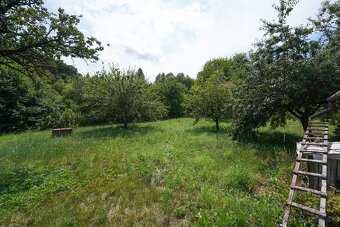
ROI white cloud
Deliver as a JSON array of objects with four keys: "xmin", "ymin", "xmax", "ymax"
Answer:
[{"xmin": 45, "ymin": 0, "xmax": 323, "ymax": 81}]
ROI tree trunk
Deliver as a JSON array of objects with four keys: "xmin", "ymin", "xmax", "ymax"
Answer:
[
  {"xmin": 123, "ymin": 121, "xmax": 128, "ymax": 129},
  {"xmin": 300, "ymin": 116, "xmax": 309, "ymax": 132},
  {"xmin": 215, "ymin": 118, "xmax": 219, "ymax": 131}
]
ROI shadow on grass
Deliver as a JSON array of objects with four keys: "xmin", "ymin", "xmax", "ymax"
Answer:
[
  {"xmin": 185, "ymin": 125, "xmax": 232, "ymax": 136},
  {"xmin": 243, "ymin": 130, "xmax": 301, "ymax": 157},
  {"xmin": 0, "ymin": 167, "xmax": 44, "ymax": 195},
  {"xmin": 78, "ymin": 124, "xmax": 160, "ymax": 139}
]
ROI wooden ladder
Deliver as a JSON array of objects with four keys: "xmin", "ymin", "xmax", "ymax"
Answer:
[{"xmin": 282, "ymin": 122, "xmax": 329, "ymax": 227}]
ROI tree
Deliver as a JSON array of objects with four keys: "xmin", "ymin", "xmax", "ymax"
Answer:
[
  {"xmin": 176, "ymin": 72, "xmax": 194, "ymax": 91},
  {"xmin": 0, "ymin": 66, "xmax": 46, "ymax": 132},
  {"xmin": 48, "ymin": 60, "xmax": 79, "ymax": 83},
  {"xmin": 184, "ymin": 74, "xmax": 230, "ymax": 131},
  {"xmin": 152, "ymin": 72, "xmax": 194, "ymax": 118},
  {"xmin": 155, "ymin": 73, "xmax": 166, "ymax": 83},
  {"xmin": 151, "ymin": 79, "xmax": 186, "ymax": 118},
  {"xmin": 232, "ymin": 0, "xmax": 340, "ymax": 138},
  {"xmin": 197, "ymin": 57, "xmax": 233, "ymax": 82},
  {"xmin": 82, "ymin": 67, "xmax": 167, "ymax": 128},
  {"xmin": 229, "ymin": 53, "xmax": 251, "ymax": 81},
  {"xmin": 0, "ymin": 0, "xmax": 103, "ymax": 76},
  {"xmin": 136, "ymin": 68, "xmax": 145, "ymax": 79},
  {"xmin": 155, "ymin": 72, "xmax": 175, "ymax": 83}
]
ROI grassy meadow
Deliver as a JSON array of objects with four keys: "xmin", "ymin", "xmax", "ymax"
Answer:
[{"xmin": 0, "ymin": 118, "xmax": 339, "ymax": 226}]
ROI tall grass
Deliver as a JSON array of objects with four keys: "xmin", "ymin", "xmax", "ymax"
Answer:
[{"xmin": 0, "ymin": 118, "xmax": 338, "ymax": 226}]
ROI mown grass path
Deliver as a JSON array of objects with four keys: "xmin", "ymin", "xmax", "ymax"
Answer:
[{"xmin": 1, "ymin": 118, "xmax": 337, "ymax": 226}]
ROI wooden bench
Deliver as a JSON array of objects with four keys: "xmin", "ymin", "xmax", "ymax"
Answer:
[{"xmin": 52, "ymin": 128, "xmax": 73, "ymax": 137}]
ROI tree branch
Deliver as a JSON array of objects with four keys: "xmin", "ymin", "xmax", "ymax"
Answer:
[
  {"xmin": 0, "ymin": 38, "xmax": 59, "ymax": 56},
  {"xmin": 288, "ymin": 109, "xmax": 301, "ymax": 119}
]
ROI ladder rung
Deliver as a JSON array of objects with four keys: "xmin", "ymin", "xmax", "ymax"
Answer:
[
  {"xmin": 308, "ymin": 127, "xmax": 329, "ymax": 130},
  {"xmin": 305, "ymin": 132, "xmax": 328, "ymax": 135},
  {"xmin": 303, "ymin": 136, "xmax": 327, "ymax": 140},
  {"xmin": 300, "ymin": 149, "xmax": 327, "ymax": 154},
  {"xmin": 296, "ymin": 158, "xmax": 327, "ymax": 164},
  {"xmin": 283, "ymin": 123, "xmax": 329, "ymax": 226},
  {"xmin": 293, "ymin": 170, "xmax": 326, "ymax": 179},
  {"xmin": 301, "ymin": 142, "xmax": 328, "ymax": 147},
  {"xmin": 306, "ymin": 128, "xmax": 328, "ymax": 132},
  {"xmin": 290, "ymin": 185, "xmax": 327, "ymax": 197},
  {"xmin": 288, "ymin": 202, "xmax": 326, "ymax": 218}
]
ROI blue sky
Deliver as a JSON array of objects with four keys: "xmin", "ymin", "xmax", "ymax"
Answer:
[{"xmin": 44, "ymin": 0, "xmax": 323, "ymax": 81}]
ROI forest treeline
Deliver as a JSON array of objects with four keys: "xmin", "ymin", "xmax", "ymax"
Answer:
[{"xmin": 0, "ymin": 0, "xmax": 339, "ymax": 138}]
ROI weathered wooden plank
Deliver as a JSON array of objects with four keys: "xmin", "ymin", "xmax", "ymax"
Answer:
[
  {"xmin": 322, "ymin": 154, "xmax": 328, "ymax": 163},
  {"xmin": 306, "ymin": 128, "xmax": 328, "ymax": 132},
  {"xmin": 296, "ymin": 158, "xmax": 327, "ymax": 164},
  {"xmin": 282, "ymin": 123, "xmax": 329, "ymax": 226},
  {"xmin": 290, "ymin": 185, "xmax": 327, "ymax": 197},
  {"xmin": 306, "ymin": 132, "xmax": 328, "ymax": 135},
  {"xmin": 282, "ymin": 152, "xmax": 303, "ymax": 227},
  {"xmin": 303, "ymin": 136, "xmax": 327, "ymax": 140},
  {"xmin": 319, "ymin": 218, "xmax": 325, "ymax": 227},
  {"xmin": 301, "ymin": 142, "xmax": 328, "ymax": 147},
  {"xmin": 319, "ymin": 197, "xmax": 327, "ymax": 227},
  {"xmin": 294, "ymin": 152, "xmax": 303, "ymax": 171},
  {"xmin": 288, "ymin": 202, "xmax": 326, "ymax": 218},
  {"xmin": 282, "ymin": 189, "xmax": 294, "ymax": 227},
  {"xmin": 322, "ymin": 164, "xmax": 327, "ymax": 176},
  {"xmin": 300, "ymin": 149, "xmax": 328, "ymax": 154},
  {"xmin": 293, "ymin": 170, "xmax": 326, "ymax": 179}
]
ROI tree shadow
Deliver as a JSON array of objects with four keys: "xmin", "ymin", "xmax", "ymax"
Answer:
[
  {"xmin": 0, "ymin": 167, "xmax": 44, "ymax": 195},
  {"xmin": 185, "ymin": 124, "xmax": 233, "ymax": 136},
  {"xmin": 243, "ymin": 131, "xmax": 301, "ymax": 157},
  {"xmin": 77, "ymin": 124, "xmax": 160, "ymax": 139}
]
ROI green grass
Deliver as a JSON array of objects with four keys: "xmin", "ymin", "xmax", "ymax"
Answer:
[{"xmin": 0, "ymin": 118, "xmax": 338, "ymax": 226}]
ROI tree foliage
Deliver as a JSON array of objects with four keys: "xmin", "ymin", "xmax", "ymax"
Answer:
[
  {"xmin": 197, "ymin": 57, "xmax": 232, "ymax": 82},
  {"xmin": 232, "ymin": 0, "xmax": 340, "ymax": 138},
  {"xmin": 184, "ymin": 74, "xmax": 230, "ymax": 131},
  {"xmin": 0, "ymin": 66, "xmax": 46, "ymax": 132},
  {"xmin": 81, "ymin": 67, "xmax": 167, "ymax": 128},
  {"xmin": 0, "ymin": 0, "xmax": 103, "ymax": 75},
  {"xmin": 151, "ymin": 72, "xmax": 193, "ymax": 118}
]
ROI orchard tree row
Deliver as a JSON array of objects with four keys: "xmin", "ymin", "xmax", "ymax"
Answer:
[{"xmin": 0, "ymin": 0, "xmax": 339, "ymax": 139}]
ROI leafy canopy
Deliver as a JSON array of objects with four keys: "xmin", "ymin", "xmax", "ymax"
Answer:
[
  {"xmin": 0, "ymin": 66, "xmax": 47, "ymax": 132},
  {"xmin": 232, "ymin": 0, "xmax": 340, "ymax": 138},
  {"xmin": 82, "ymin": 66, "xmax": 167, "ymax": 128},
  {"xmin": 151, "ymin": 72, "xmax": 193, "ymax": 119},
  {"xmin": 184, "ymin": 58, "xmax": 233, "ymax": 131},
  {"xmin": 0, "ymin": 0, "xmax": 103, "ymax": 75}
]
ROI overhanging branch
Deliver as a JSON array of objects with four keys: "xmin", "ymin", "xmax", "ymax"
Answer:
[{"xmin": 288, "ymin": 109, "xmax": 301, "ymax": 119}]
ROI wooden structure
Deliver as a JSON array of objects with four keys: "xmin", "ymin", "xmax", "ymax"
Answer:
[
  {"xmin": 52, "ymin": 128, "xmax": 73, "ymax": 137},
  {"xmin": 282, "ymin": 122, "xmax": 329, "ymax": 227},
  {"xmin": 282, "ymin": 89, "xmax": 339, "ymax": 226},
  {"xmin": 297, "ymin": 142, "xmax": 340, "ymax": 188}
]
